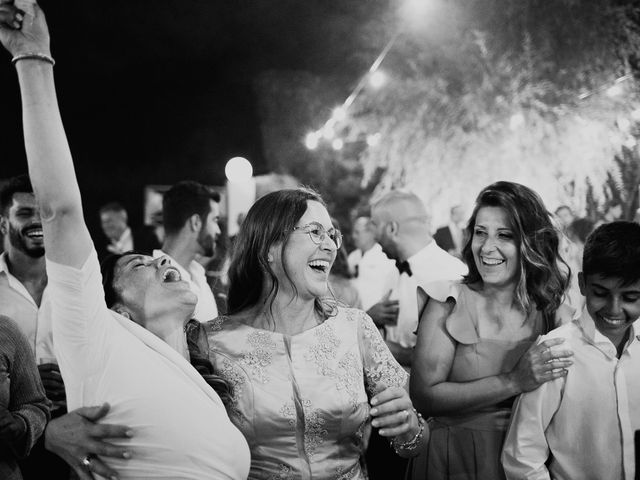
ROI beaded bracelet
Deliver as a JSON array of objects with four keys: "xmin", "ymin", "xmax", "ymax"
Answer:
[
  {"xmin": 390, "ymin": 408, "xmax": 425, "ymax": 455},
  {"xmin": 11, "ymin": 52, "xmax": 55, "ymax": 66}
]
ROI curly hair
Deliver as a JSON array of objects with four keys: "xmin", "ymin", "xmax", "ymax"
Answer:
[
  {"xmin": 461, "ymin": 181, "xmax": 570, "ymax": 330},
  {"xmin": 226, "ymin": 188, "xmax": 335, "ymax": 322}
]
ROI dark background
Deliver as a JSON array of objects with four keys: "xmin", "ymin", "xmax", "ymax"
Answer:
[{"xmin": 1, "ymin": 0, "xmax": 382, "ymax": 238}]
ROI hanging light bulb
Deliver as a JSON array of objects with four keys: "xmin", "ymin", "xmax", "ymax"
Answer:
[{"xmin": 305, "ymin": 132, "xmax": 320, "ymax": 150}]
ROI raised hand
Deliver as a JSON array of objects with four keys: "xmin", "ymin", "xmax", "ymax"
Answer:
[
  {"xmin": 507, "ymin": 337, "xmax": 574, "ymax": 393},
  {"xmin": 45, "ymin": 403, "xmax": 132, "ymax": 480},
  {"xmin": 0, "ymin": 0, "xmax": 50, "ymax": 57}
]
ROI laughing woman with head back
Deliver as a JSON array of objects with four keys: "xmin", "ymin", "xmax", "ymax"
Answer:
[
  {"xmin": 192, "ymin": 188, "xmax": 427, "ymax": 479},
  {"xmin": 0, "ymin": 2, "xmax": 249, "ymax": 478}
]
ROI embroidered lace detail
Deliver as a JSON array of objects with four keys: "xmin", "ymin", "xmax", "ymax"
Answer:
[
  {"xmin": 241, "ymin": 330, "xmax": 277, "ymax": 383},
  {"xmin": 219, "ymin": 358, "xmax": 246, "ymax": 424},
  {"xmin": 279, "ymin": 399, "xmax": 328, "ymax": 458},
  {"xmin": 360, "ymin": 312, "xmax": 408, "ymax": 397},
  {"xmin": 208, "ymin": 316, "xmax": 224, "ymax": 332},
  {"xmin": 279, "ymin": 402, "xmax": 296, "ymax": 427},
  {"xmin": 305, "ymin": 322, "xmax": 340, "ymax": 376},
  {"xmin": 302, "ymin": 399, "xmax": 328, "ymax": 458},
  {"xmin": 268, "ymin": 464, "xmax": 295, "ymax": 480},
  {"xmin": 334, "ymin": 462, "xmax": 361, "ymax": 480},
  {"xmin": 336, "ymin": 352, "xmax": 361, "ymax": 409}
]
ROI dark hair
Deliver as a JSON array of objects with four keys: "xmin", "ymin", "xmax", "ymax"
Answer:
[
  {"xmin": 100, "ymin": 251, "xmax": 142, "ymax": 308},
  {"xmin": 227, "ymin": 187, "xmax": 332, "ymax": 318},
  {"xmin": 567, "ymin": 217, "xmax": 595, "ymax": 244},
  {"xmin": 0, "ymin": 174, "xmax": 33, "ymax": 214},
  {"xmin": 162, "ymin": 181, "xmax": 220, "ymax": 235},
  {"xmin": 100, "ymin": 252, "xmax": 233, "ymax": 408},
  {"xmin": 99, "ymin": 202, "xmax": 127, "ymax": 216},
  {"xmin": 583, "ymin": 221, "xmax": 640, "ymax": 286},
  {"xmin": 185, "ymin": 320, "xmax": 232, "ymax": 408},
  {"xmin": 462, "ymin": 181, "xmax": 569, "ymax": 328}
]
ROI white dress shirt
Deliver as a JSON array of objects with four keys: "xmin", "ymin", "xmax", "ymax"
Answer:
[
  {"xmin": 153, "ymin": 249, "xmax": 218, "ymax": 322},
  {"xmin": 347, "ymin": 243, "xmax": 398, "ymax": 311},
  {"xmin": 0, "ymin": 252, "xmax": 56, "ymax": 362},
  {"xmin": 502, "ymin": 310, "xmax": 640, "ymax": 480},
  {"xmin": 47, "ymin": 249, "xmax": 250, "ymax": 479},
  {"xmin": 386, "ymin": 240, "xmax": 467, "ymax": 348}
]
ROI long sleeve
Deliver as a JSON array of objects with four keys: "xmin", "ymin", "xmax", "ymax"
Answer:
[
  {"xmin": 357, "ymin": 311, "xmax": 408, "ymax": 397},
  {"xmin": 0, "ymin": 316, "xmax": 50, "ymax": 459},
  {"xmin": 502, "ymin": 377, "xmax": 563, "ymax": 480}
]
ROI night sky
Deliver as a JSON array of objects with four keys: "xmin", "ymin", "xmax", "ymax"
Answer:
[{"xmin": 1, "ymin": 0, "xmax": 383, "ymax": 236}]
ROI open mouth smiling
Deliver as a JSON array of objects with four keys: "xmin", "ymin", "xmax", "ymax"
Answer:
[
  {"xmin": 308, "ymin": 260, "xmax": 330, "ymax": 273},
  {"xmin": 23, "ymin": 226, "xmax": 43, "ymax": 239},
  {"xmin": 162, "ymin": 266, "xmax": 183, "ymax": 283},
  {"xmin": 481, "ymin": 256, "xmax": 505, "ymax": 266}
]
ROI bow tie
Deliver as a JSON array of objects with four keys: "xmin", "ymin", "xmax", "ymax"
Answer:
[{"xmin": 395, "ymin": 260, "xmax": 412, "ymax": 276}]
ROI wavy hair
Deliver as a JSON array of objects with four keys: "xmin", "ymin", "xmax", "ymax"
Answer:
[
  {"xmin": 461, "ymin": 181, "xmax": 569, "ymax": 330},
  {"xmin": 227, "ymin": 187, "xmax": 334, "ymax": 321}
]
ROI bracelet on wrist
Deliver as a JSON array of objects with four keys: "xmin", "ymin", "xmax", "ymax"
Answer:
[
  {"xmin": 390, "ymin": 408, "xmax": 425, "ymax": 454},
  {"xmin": 11, "ymin": 52, "xmax": 55, "ymax": 67}
]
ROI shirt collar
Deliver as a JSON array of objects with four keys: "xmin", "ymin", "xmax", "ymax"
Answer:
[
  {"xmin": 361, "ymin": 243, "xmax": 384, "ymax": 258},
  {"xmin": 0, "ymin": 252, "xmax": 8, "ymax": 275},
  {"xmin": 406, "ymin": 239, "xmax": 437, "ymax": 266}
]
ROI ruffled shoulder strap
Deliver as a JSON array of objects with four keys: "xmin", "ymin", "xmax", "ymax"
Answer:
[{"xmin": 444, "ymin": 284, "xmax": 480, "ymax": 345}]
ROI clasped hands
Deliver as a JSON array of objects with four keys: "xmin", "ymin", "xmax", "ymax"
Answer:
[{"xmin": 369, "ymin": 386, "xmax": 420, "ymax": 445}]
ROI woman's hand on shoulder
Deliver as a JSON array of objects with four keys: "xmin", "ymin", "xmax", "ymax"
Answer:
[
  {"xmin": 0, "ymin": 0, "xmax": 50, "ymax": 57},
  {"xmin": 506, "ymin": 337, "xmax": 573, "ymax": 394}
]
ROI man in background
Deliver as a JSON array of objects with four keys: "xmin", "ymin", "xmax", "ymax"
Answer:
[
  {"xmin": 154, "ymin": 181, "xmax": 221, "ymax": 330},
  {"xmin": 98, "ymin": 201, "xmax": 159, "ymax": 260},
  {"xmin": 433, "ymin": 204, "xmax": 466, "ymax": 258},
  {"xmin": 347, "ymin": 216, "xmax": 398, "ymax": 314}
]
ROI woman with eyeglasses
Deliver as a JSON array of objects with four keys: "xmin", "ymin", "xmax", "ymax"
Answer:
[{"xmin": 190, "ymin": 188, "xmax": 427, "ymax": 479}]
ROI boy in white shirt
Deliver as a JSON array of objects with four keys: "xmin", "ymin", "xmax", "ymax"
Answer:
[{"xmin": 502, "ymin": 221, "xmax": 640, "ymax": 480}]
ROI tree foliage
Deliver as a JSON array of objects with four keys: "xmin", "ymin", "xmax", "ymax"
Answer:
[{"xmin": 254, "ymin": 0, "xmax": 640, "ymax": 228}]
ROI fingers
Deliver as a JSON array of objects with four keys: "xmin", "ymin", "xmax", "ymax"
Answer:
[
  {"xmin": 86, "ymin": 437, "xmax": 131, "ymax": 459},
  {"xmin": 71, "ymin": 465, "xmax": 95, "ymax": 480},
  {"xmin": 90, "ymin": 423, "xmax": 134, "ymax": 441},
  {"xmin": 84, "ymin": 455, "xmax": 120, "ymax": 480},
  {"xmin": 541, "ymin": 348, "xmax": 573, "ymax": 363},
  {"xmin": 370, "ymin": 386, "xmax": 405, "ymax": 408},
  {"xmin": 76, "ymin": 403, "xmax": 111, "ymax": 422},
  {"xmin": 0, "ymin": 5, "xmax": 24, "ymax": 29},
  {"xmin": 538, "ymin": 337, "xmax": 565, "ymax": 349}
]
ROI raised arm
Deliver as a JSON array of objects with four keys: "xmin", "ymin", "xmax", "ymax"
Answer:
[
  {"xmin": 0, "ymin": 0, "xmax": 92, "ymax": 267},
  {"xmin": 409, "ymin": 298, "xmax": 572, "ymax": 417}
]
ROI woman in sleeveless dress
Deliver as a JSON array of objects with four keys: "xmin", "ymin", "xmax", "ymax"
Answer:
[{"xmin": 409, "ymin": 181, "xmax": 575, "ymax": 480}]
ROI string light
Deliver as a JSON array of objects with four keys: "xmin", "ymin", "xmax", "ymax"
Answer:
[
  {"xmin": 578, "ymin": 74, "xmax": 633, "ymax": 100},
  {"xmin": 304, "ymin": 31, "xmax": 400, "ymax": 150}
]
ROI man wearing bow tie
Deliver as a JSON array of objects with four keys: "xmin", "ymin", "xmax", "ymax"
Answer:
[{"xmin": 370, "ymin": 191, "xmax": 468, "ymax": 368}]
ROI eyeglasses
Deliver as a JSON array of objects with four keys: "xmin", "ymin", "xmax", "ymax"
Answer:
[{"xmin": 291, "ymin": 222, "xmax": 343, "ymax": 249}]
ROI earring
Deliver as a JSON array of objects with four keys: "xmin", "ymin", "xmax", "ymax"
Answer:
[
  {"xmin": 267, "ymin": 254, "xmax": 274, "ymax": 263},
  {"xmin": 118, "ymin": 311, "xmax": 131, "ymax": 319}
]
